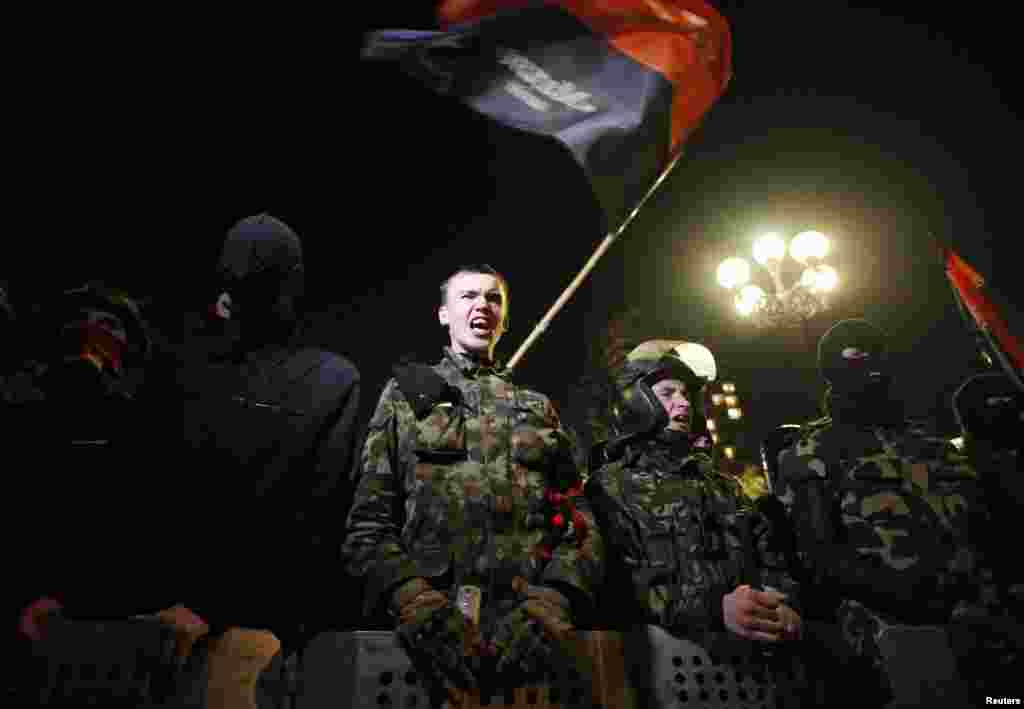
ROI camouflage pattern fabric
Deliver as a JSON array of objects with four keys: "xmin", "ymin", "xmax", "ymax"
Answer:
[
  {"xmin": 776, "ymin": 417, "xmax": 999, "ymax": 678},
  {"xmin": 587, "ymin": 431, "xmax": 798, "ymax": 635},
  {"xmin": 343, "ymin": 347, "xmax": 602, "ymax": 624}
]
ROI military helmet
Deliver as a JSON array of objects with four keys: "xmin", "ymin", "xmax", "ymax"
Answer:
[{"xmin": 612, "ymin": 340, "xmax": 717, "ymax": 438}]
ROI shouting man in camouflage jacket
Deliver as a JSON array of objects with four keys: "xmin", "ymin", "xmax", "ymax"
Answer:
[
  {"xmin": 587, "ymin": 341, "xmax": 802, "ymax": 650},
  {"xmin": 776, "ymin": 319, "xmax": 1001, "ymax": 704},
  {"xmin": 342, "ymin": 264, "xmax": 601, "ymax": 701}
]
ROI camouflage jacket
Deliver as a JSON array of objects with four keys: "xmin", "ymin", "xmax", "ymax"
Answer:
[
  {"xmin": 587, "ymin": 432, "xmax": 799, "ymax": 635},
  {"xmin": 776, "ymin": 416, "xmax": 999, "ymax": 662},
  {"xmin": 343, "ymin": 348, "xmax": 602, "ymax": 622}
]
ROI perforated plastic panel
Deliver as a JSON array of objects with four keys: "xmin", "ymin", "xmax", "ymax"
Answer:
[
  {"xmin": 24, "ymin": 624, "xmax": 806, "ymax": 707},
  {"xmin": 298, "ymin": 631, "xmax": 637, "ymax": 709},
  {"xmin": 299, "ymin": 631, "xmax": 428, "ymax": 709},
  {"xmin": 636, "ymin": 625, "xmax": 805, "ymax": 709},
  {"xmin": 298, "ymin": 629, "xmax": 806, "ymax": 709},
  {"xmin": 257, "ymin": 648, "xmax": 304, "ymax": 708},
  {"xmin": 876, "ymin": 625, "xmax": 968, "ymax": 708},
  {"xmin": 33, "ymin": 616, "xmax": 179, "ymax": 707}
]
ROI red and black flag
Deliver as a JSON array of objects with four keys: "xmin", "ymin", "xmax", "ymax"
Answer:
[
  {"xmin": 362, "ymin": 0, "xmax": 732, "ymax": 232},
  {"xmin": 943, "ymin": 246, "xmax": 1024, "ymax": 391}
]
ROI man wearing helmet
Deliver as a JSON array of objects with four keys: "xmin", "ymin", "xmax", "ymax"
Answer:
[
  {"xmin": 586, "ymin": 340, "xmax": 802, "ymax": 648},
  {"xmin": 776, "ymin": 319, "xmax": 1000, "ymax": 704}
]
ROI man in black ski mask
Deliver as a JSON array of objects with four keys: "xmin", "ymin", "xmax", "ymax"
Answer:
[
  {"xmin": 777, "ymin": 319, "xmax": 1002, "ymax": 706},
  {"xmin": 168, "ymin": 213, "xmax": 363, "ymax": 702},
  {"xmin": 182, "ymin": 214, "xmax": 362, "ymax": 641}
]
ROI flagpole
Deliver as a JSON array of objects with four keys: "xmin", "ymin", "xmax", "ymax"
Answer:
[{"xmin": 504, "ymin": 146, "xmax": 687, "ymax": 371}]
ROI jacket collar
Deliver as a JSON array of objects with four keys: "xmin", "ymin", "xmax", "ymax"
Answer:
[{"xmin": 441, "ymin": 347, "xmax": 505, "ymax": 378}]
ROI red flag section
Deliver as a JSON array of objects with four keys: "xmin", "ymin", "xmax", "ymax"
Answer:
[
  {"xmin": 944, "ymin": 248, "xmax": 1024, "ymax": 373},
  {"xmin": 438, "ymin": 0, "xmax": 732, "ymax": 151}
]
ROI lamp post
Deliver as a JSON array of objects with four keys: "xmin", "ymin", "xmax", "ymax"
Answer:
[{"xmin": 717, "ymin": 231, "xmax": 839, "ymax": 336}]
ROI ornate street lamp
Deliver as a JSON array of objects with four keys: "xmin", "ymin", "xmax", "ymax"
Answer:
[{"xmin": 717, "ymin": 231, "xmax": 839, "ymax": 328}]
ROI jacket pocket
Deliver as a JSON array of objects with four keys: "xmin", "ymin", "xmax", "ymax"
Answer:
[{"xmin": 414, "ymin": 402, "xmax": 467, "ymax": 454}]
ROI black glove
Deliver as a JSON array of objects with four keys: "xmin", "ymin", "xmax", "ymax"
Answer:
[
  {"xmin": 492, "ymin": 581, "xmax": 573, "ymax": 680},
  {"xmin": 392, "ymin": 578, "xmax": 477, "ymax": 697}
]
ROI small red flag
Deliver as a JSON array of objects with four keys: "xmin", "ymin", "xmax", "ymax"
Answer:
[{"xmin": 944, "ymin": 247, "xmax": 1024, "ymax": 374}]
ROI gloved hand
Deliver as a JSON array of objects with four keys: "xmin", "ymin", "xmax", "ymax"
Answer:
[
  {"xmin": 492, "ymin": 579, "xmax": 573, "ymax": 678},
  {"xmin": 392, "ymin": 578, "xmax": 477, "ymax": 702}
]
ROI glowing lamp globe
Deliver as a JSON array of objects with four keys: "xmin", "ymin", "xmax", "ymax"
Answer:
[
  {"xmin": 790, "ymin": 231, "xmax": 829, "ymax": 265},
  {"xmin": 753, "ymin": 233, "xmax": 787, "ymax": 265},
  {"xmin": 717, "ymin": 258, "xmax": 751, "ymax": 290},
  {"xmin": 813, "ymin": 264, "xmax": 839, "ymax": 292}
]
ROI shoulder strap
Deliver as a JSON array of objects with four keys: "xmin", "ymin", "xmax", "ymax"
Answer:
[{"xmin": 392, "ymin": 361, "xmax": 457, "ymax": 419}]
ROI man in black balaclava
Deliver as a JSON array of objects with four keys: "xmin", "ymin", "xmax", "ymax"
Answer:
[
  {"xmin": 776, "ymin": 319, "xmax": 1002, "ymax": 706},
  {"xmin": 179, "ymin": 214, "xmax": 362, "ymax": 662}
]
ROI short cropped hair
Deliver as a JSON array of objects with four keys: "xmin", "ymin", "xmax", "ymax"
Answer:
[{"xmin": 439, "ymin": 264, "xmax": 510, "ymax": 330}]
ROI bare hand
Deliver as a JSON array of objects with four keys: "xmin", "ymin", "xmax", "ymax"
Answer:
[{"xmin": 723, "ymin": 585, "xmax": 786, "ymax": 642}]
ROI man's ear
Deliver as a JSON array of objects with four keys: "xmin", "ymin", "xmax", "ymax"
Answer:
[{"xmin": 438, "ymin": 304, "xmax": 449, "ymax": 327}]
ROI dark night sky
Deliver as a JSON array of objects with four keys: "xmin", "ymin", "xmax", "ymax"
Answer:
[{"xmin": 14, "ymin": 2, "xmax": 1021, "ymax": 455}]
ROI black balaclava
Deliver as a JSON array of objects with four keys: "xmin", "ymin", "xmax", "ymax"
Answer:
[
  {"xmin": 212, "ymin": 214, "xmax": 304, "ymax": 344},
  {"xmin": 953, "ymin": 372, "xmax": 1022, "ymax": 451},
  {"xmin": 818, "ymin": 318, "xmax": 902, "ymax": 425}
]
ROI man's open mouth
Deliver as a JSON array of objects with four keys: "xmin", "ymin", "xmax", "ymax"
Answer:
[{"xmin": 470, "ymin": 317, "xmax": 493, "ymax": 335}]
